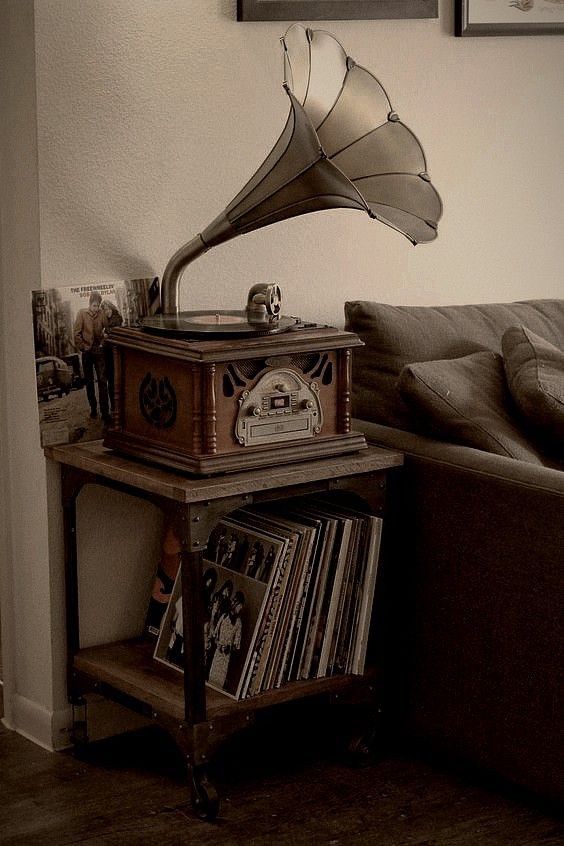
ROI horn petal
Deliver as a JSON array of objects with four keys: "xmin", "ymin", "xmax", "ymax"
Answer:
[
  {"xmin": 331, "ymin": 121, "xmax": 426, "ymax": 180},
  {"xmin": 282, "ymin": 24, "xmax": 443, "ymax": 244},
  {"xmin": 284, "ymin": 26, "xmax": 349, "ymax": 130},
  {"xmin": 224, "ymin": 89, "xmax": 322, "ymax": 225},
  {"xmin": 222, "ymin": 90, "xmax": 370, "ymax": 237}
]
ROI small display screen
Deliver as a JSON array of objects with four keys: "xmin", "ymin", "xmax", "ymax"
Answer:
[{"xmin": 269, "ymin": 394, "xmax": 290, "ymax": 410}]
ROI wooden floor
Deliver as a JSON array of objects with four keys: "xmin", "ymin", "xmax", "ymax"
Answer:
[{"xmin": 0, "ymin": 704, "xmax": 562, "ymax": 846}]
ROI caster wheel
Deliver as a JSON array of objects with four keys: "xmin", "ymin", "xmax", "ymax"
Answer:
[
  {"xmin": 191, "ymin": 772, "xmax": 220, "ymax": 821},
  {"xmin": 347, "ymin": 730, "xmax": 377, "ymax": 768}
]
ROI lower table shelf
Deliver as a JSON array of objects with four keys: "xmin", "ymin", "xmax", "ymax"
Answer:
[{"xmin": 73, "ymin": 638, "xmax": 378, "ymax": 722}]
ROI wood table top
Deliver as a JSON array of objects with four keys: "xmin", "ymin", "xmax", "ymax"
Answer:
[{"xmin": 45, "ymin": 440, "xmax": 403, "ymax": 503}]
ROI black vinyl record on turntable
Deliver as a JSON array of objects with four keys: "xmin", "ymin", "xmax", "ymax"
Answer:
[{"xmin": 141, "ymin": 284, "xmax": 301, "ymax": 339}]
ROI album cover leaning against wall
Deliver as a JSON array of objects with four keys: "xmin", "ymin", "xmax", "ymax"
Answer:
[{"xmin": 31, "ymin": 277, "xmax": 159, "ymax": 447}]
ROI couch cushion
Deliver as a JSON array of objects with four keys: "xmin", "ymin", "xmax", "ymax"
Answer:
[
  {"xmin": 397, "ymin": 350, "xmax": 546, "ymax": 463},
  {"xmin": 502, "ymin": 325, "xmax": 564, "ymax": 451},
  {"xmin": 345, "ymin": 299, "xmax": 564, "ymax": 430}
]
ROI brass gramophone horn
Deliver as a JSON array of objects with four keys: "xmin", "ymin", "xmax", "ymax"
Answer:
[{"xmin": 146, "ymin": 25, "xmax": 442, "ymax": 326}]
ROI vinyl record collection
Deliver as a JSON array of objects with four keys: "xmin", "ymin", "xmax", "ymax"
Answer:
[{"xmin": 149, "ymin": 496, "xmax": 383, "ymax": 701}]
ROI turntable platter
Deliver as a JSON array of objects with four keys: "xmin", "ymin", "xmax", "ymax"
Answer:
[{"xmin": 141, "ymin": 310, "xmax": 298, "ymax": 339}]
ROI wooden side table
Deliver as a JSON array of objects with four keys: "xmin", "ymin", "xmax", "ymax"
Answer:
[{"xmin": 46, "ymin": 440, "xmax": 403, "ymax": 819}]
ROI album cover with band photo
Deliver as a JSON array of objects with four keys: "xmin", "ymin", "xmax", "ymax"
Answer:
[{"xmin": 153, "ymin": 562, "xmax": 269, "ymax": 700}]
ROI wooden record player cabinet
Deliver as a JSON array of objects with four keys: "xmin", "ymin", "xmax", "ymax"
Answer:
[
  {"xmin": 103, "ymin": 324, "xmax": 367, "ymax": 474},
  {"xmin": 46, "ymin": 440, "xmax": 403, "ymax": 820}
]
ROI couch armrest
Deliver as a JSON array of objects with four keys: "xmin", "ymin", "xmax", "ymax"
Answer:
[
  {"xmin": 355, "ymin": 418, "xmax": 564, "ymax": 496},
  {"xmin": 354, "ymin": 418, "xmax": 563, "ymax": 801}
]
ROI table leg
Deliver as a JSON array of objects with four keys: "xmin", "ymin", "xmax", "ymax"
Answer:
[
  {"xmin": 62, "ymin": 468, "xmax": 89, "ymax": 745},
  {"xmin": 179, "ymin": 546, "xmax": 207, "ymax": 726},
  {"xmin": 173, "ymin": 539, "xmax": 219, "ymax": 819}
]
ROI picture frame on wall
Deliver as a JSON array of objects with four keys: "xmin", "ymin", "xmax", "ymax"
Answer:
[
  {"xmin": 456, "ymin": 0, "xmax": 564, "ymax": 35},
  {"xmin": 237, "ymin": 0, "xmax": 438, "ymax": 21}
]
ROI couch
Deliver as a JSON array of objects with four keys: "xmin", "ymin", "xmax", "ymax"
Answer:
[{"xmin": 345, "ymin": 299, "xmax": 563, "ymax": 802}]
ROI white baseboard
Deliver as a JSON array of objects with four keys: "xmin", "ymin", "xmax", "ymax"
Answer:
[
  {"xmin": 8, "ymin": 693, "xmax": 72, "ymax": 751},
  {"xmin": 5, "ymin": 692, "xmax": 150, "ymax": 751}
]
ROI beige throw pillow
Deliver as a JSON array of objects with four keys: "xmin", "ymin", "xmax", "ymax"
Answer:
[
  {"xmin": 398, "ymin": 350, "xmax": 546, "ymax": 464},
  {"xmin": 502, "ymin": 325, "xmax": 564, "ymax": 452}
]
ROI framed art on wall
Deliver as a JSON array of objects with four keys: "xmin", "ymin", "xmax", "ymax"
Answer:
[
  {"xmin": 237, "ymin": 0, "xmax": 438, "ymax": 21},
  {"xmin": 456, "ymin": 0, "xmax": 564, "ymax": 34}
]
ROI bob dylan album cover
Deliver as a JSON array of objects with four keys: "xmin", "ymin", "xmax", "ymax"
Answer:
[{"xmin": 31, "ymin": 277, "xmax": 158, "ymax": 447}]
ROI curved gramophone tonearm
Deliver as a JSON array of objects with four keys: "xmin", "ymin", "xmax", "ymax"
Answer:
[{"xmin": 145, "ymin": 221, "xmax": 296, "ymax": 337}]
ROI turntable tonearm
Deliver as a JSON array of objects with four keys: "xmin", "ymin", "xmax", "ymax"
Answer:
[{"xmin": 103, "ymin": 25, "xmax": 441, "ymax": 474}]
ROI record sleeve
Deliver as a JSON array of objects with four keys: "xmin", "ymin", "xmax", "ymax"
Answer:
[
  {"xmin": 153, "ymin": 562, "xmax": 270, "ymax": 701},
  {"xmin": 31, "ymin": 277, "xmax": 159, "ymax": 447},
  {"xmin": 231, "ymin": 510, "xmax": 302, "ymax": 696}
]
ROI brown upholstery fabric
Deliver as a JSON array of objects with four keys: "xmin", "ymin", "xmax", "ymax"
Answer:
[
  {"xmin": 397, "ymin": 351, "xmax": 546, "ymax": 463},
  {"xmin": 396, "ymin": 454, "xmax": 564, "ymax": 802},
  {"xmin": 344, "ymin": 299, "xmax": 564, "ymax": 430},
  {"xmin": 357, "ymin": 418, "xmax": 564, "ymax": 802},
  {"xmin": 502, "ymin": 325, "xmax": 564, "ymax": 452}
]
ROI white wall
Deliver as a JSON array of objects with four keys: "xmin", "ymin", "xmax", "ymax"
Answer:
[
  {"xmin": 0, "ymin": 0, "xmax": 53, "ymax": 744},
  {"xmin": 1, "ymin": 0, "xmax": 562, "ymax": 748}
]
